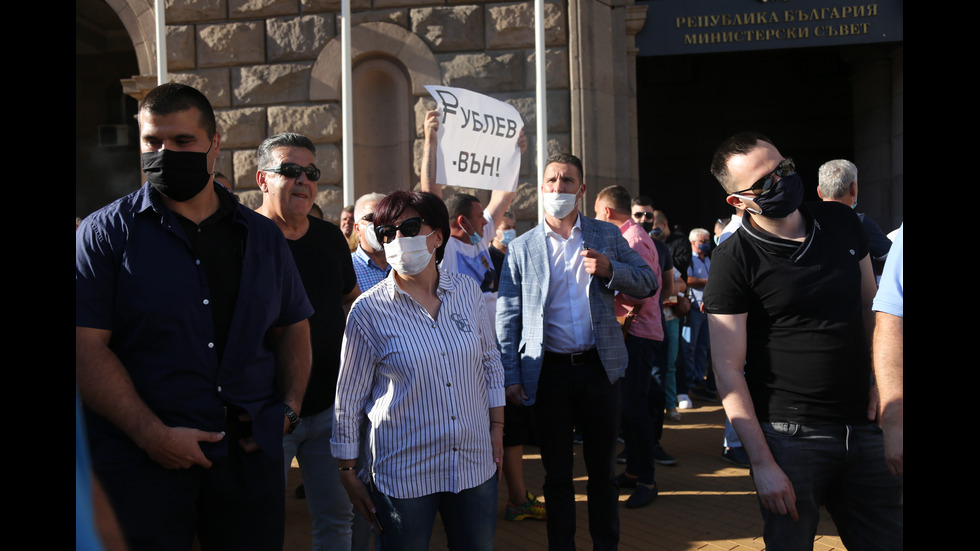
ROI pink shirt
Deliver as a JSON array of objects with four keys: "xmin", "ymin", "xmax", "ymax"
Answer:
[{"xmin": 614, "ymin": 218, "xmax": 664, "ymax": 341}]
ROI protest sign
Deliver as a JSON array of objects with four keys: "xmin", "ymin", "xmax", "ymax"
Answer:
[{"xmin": 425, "ymin": 85, "xmax": 524, "ymax": 192}]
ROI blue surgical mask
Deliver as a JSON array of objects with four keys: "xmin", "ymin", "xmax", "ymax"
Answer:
[
  {"xmin": 698, "ymin": 243, "xmax": 711, "ymax": 253},
  {"xmin": 500, "ymin": 229, "xmax": 516, "ymax": 246},
  {"xmin": 468, "ymin": 232, "xmax": 482, "ymax": 246}
]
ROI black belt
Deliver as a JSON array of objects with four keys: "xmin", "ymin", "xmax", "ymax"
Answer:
[{"xmin": 544, "ymin": 347, "xmax": 599, "ymax": 366}]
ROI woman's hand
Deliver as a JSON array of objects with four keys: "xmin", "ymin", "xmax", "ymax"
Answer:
[
  {"xmin": 490, "ymin": 422, "xmax": 505, "ymax": 469},
  {"xmin": 339, "ymin": 469, "xmax": 378, "ymax": 524}
]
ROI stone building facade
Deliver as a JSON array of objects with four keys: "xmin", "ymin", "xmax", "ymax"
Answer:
[{"xmin": 102, "ymin": 0, "xmax": 647, "ymax": 226}]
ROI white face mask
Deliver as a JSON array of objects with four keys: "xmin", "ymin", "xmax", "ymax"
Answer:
[
  {"xmin": 384, "ymin": 231, "xmax": 436, "ymax": 276},
  {"xmin": 361, "ymin": 221, "xmax": 383, "ymax": 252},
  {"xmin": 543, "ymin": 192, "xmax": 579, "ymax": 219}
]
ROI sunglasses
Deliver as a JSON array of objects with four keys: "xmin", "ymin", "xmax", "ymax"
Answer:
[
  {"xmin": 261, "ymin": 163, "xmax": 321, "ymax": 182},
  {"xmin": 359, "ymin": 212, "xmax": 374, "ymax": 223},
  {"xmin": 632, "ymin": 211, "xmax": 654, "ymax": 219},
  {"xmin": 731, "ymin": 158, "xmax": 795, "ymax": 197},
  {"xmin": 375, "ymin": 217, "xmax": 427, "ymax": 244}
]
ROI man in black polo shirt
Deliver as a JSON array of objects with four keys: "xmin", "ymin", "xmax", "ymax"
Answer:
[
  {"xmin": 255, "ymin": 132, "xmax": 360, "ymax": 550},
  {"xmin": 703, "ymin": 132, "xmax": 902, "ymax": 550}
]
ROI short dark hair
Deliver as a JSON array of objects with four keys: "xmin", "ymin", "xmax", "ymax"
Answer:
[
  {"xmin": 139, "ymin": 82, "xmax": 217, "ymax": 139},
  {"xmin": 342, "ymin": 204, "xmax": 354, "ymax": 214},
  {"xmin": 710, "ymin": 131, "xmax": 774, "ymax": 192},
  {"xmin": 596, "ymin": 185, "xmax": 631, "ymax": 213},
  {"xmin": 373, "ymin": 191, "xmax": 450, "ymax": 262},
  {"xmin": 631, "ymin": 196, "xmax": 654, "ymax": 208},
  {"xmin": 445, "ymin": 193, "xmax": 481, "ymax": 222},
  {"xmin": 257, "ymin": 133, "xmax": 317, "ymax": 171},
  {"xmin": 547, "ymin": 153, "xmax": 584, "ymax": 182}
]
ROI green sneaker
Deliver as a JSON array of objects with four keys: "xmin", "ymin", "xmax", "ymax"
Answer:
[{"xmin": 506, "ymin": 491, "xmax": 547, "ymax": 521}]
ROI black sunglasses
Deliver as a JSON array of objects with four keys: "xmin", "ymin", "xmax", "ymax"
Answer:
[
  {"xmin": 732, "ymin": 158, "xmax": 794, "ymax": 197},
  {"xmin": 261, "ymin": 163, "xmax": 321, "ymax": 182},
  {"xmin": 632, "ymin": 211, "xmax": 654, "ymax": 219},
  {"xmin": 360, "ymin": 212, "xmax": 374, "ymax": 223},
  {"xmin": 375, "ymin": 217, "xmax": 427, "ymax": 244}
]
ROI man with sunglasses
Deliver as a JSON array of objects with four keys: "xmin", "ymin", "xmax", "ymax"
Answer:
[
  {"xmin": 76, "ymin": 83, "xmax": 314, "ymax": 549},
  {"xmin": 704, "ymin": 132, "xmax": 902, "ymax": 549},
  {"xmin": 255, "ymin": 133, "xmax": 362, "ymax": 551},
  {"xmin": 497, "ymin": 153, "xmax": 658, "ymax": 550}
]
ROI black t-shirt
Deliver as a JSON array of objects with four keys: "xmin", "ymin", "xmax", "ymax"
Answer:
[
  {"xmin": 287, "ymin": 216, "xmax": 357, "ymax": 417},
  {"xmin": 704, "ymin": 202, "xmax": 871, "ymax": 424}
]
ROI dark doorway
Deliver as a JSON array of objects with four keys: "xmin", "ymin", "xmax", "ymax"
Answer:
[
  {"xmin": 77, "ymin": 0, "xmax": 141, "ymax": 219},
  {"xmin": 635, "ymin": 46, "xmax": 858, "ymax": 235}
]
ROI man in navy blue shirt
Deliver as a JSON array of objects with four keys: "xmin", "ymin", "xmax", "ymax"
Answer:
[{"xmin": 76, "ymin": 83, "xmax": 313, "ymax": 550}]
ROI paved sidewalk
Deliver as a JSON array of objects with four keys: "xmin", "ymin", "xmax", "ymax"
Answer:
[{"xmin": 284, "ymin": 404, "xmax": 845, "ymax": 550}]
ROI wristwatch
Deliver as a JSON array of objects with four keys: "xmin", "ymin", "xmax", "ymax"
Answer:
[{"xmin": 284, "ymin": 404, "xmax": 301, "ymax": 434}]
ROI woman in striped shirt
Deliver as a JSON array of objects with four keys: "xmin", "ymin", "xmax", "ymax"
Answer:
[{"xmin": 332, "ymin": 191, "xmax": 506, "ymax": 550}]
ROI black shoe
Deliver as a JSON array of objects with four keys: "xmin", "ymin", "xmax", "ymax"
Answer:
[
  {"xmin": 653, "ymin": 445, "xmax": 678, "ymax": 466},
  {"xmin": 689, "ymin": 387, "xmax": 718, "ymax": 402},
  {"xmin": 617, "ymin": 471, "xmax": 638, "ymax": 489},
  {"xmin": 722, "ymin": 446, "xmax": 751, "ymax": 468},
  {"xmin": 295, "ymin": 483, "xmax": 306, "ymax": 499},
  {"xmin": 625, "ymin": 483, "xmax": 659, "ymax": 508}
]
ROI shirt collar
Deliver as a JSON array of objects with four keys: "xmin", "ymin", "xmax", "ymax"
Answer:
[
  {"xmin": 543, "ymin": 211, "xmax": 582, "ymax": 241},
  {"xmin": 383, "ymin": 269, "xmax": 457, "ymax": 301},
  {"xmin": 741, "ymin": 204, "xmax": 816, "ymax": 261}
]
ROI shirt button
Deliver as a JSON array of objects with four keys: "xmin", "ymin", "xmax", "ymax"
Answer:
[
  {"xmin": 451, "ymin": 416, "xmax": 456, "ymax": 420},
  {"xmin": 196, "ymin": 259, "xmax": 201, "ymax": 265},
  {"xmin": 432, "ymin": 323, "xmax": 437, "ymax": 329},
  {"xmin": 217, "ymin": 386, "xmax": 222, "ymax": 392},
  {"xmin": 203, "ymin": 299, "xmax": 209, "ymax": 305},
  {"xmin": 446, "ymin": 382, "xmax": 452, "ymax": 387},
  {"xmin": 441, "ymin": 352, "xmax": 446, "ymax": 357},
  {"xmin": 453, "ymin": 447, "xmax": 458, "ymax": 452},
  {"xmin": 208, "ymin": 342, "xmax": 214, "ymax": 349}
]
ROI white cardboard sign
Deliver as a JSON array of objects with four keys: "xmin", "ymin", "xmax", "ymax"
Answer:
[{"xmin": 425, "ymin": 85, "xmax": 524, "ymax": 192}]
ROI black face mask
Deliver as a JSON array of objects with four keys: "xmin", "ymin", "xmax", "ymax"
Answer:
[
  {"xmin": 735, "ymin": 172, "xmax": 805, "ymax": 219},
  {"xmin": 640, "ymin": 221, "xmax": 654, "ymax": 233},
  {"xmin": 141, "ymin": 142, "xmax": 214, "ymax": 202}
]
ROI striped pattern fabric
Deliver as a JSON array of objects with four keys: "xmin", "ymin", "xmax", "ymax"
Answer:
[{"xmin": 332, "ymin": 271, "xmax": 505, "ymax": 499}]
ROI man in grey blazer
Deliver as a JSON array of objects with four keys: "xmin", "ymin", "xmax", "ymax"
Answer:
[{"xmin": 497, "ymin": 153, "xmax": 658, "ymax": 550}]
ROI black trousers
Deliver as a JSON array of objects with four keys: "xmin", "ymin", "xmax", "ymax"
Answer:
[{"xmin": 533, "ymin": 355, "xmax": 621, "ymax": 551}]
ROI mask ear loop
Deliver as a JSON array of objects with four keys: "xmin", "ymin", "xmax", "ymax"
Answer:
[{"xmin": 730, "ymin": 194, "xmax": 761, "ymax": 215}]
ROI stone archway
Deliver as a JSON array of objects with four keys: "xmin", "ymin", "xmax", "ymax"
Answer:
[{"xmin": 311, "ymin": 22, "xmax": 441, "ymax": 198}]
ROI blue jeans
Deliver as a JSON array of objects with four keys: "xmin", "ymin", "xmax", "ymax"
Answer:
[
  {"xmin": 369, "ymin": 475, "xmax": 497, "ymax": 551},
  {"xmin": 683, "ymin": 308, "xmax": 710, "ymax": 389},
  {"xmin": 283, "ymin": 408, "xmax": 356, "ymax": 551},
  {"xmin": 664, "ymin": 317, "xmax": 680, "ymax": 407},
  {"xmin": 758, "ymin": 421, "xmax": 903, "ymax": 551}
]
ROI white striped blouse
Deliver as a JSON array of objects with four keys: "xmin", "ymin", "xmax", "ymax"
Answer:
[{"xmin": 331, "ymin": 270, "xmax": 506, "ymax": 499}]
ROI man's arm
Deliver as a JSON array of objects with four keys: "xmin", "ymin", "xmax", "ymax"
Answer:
[
  {"xmin": 858, "ymin": 254, "xmax": 877, "ymax": 346},
  {"xmin": 597, "ymin": 230, "xmax": 658, "ymax": 299},
  {"xmin": 76, "ymin": 327, "xmax": 224, "ymax": 469},
  {"xmin": 269, "ymin": 319, "xmax": 312, "ymax": 428},
  {"xmin": 496, "ymin": 242, "xmax": 527, "ymax": 405},
  {"xmin": 873, "ymin": 311, "xmax": 903, "ymax": 477},
  {"xmin": 420, "ymin": 110, "xmax": 441, "ymax": 198},
  {"xmin": 708, "ymin": 313, "xmax": 799, "ymax": 521}
]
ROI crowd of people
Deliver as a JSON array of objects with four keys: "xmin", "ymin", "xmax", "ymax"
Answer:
[{"xmin": 76, "ymin": 83, "xmax": 903, "ymax": 551}]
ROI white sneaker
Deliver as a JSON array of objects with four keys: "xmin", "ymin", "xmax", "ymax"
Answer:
[{"xmin": 677, "ymin": 394, "xmax": 693, "ymax": 409}]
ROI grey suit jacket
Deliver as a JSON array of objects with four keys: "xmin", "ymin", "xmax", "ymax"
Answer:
[{"xmin": 496, "ymin": 214, "xmax": 658, "ymax": 405}]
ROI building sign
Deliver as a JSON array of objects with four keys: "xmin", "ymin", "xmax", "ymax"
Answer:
[{"xmin": 636, "ymin": 0, "xmax": 903, "ymax": 56}]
